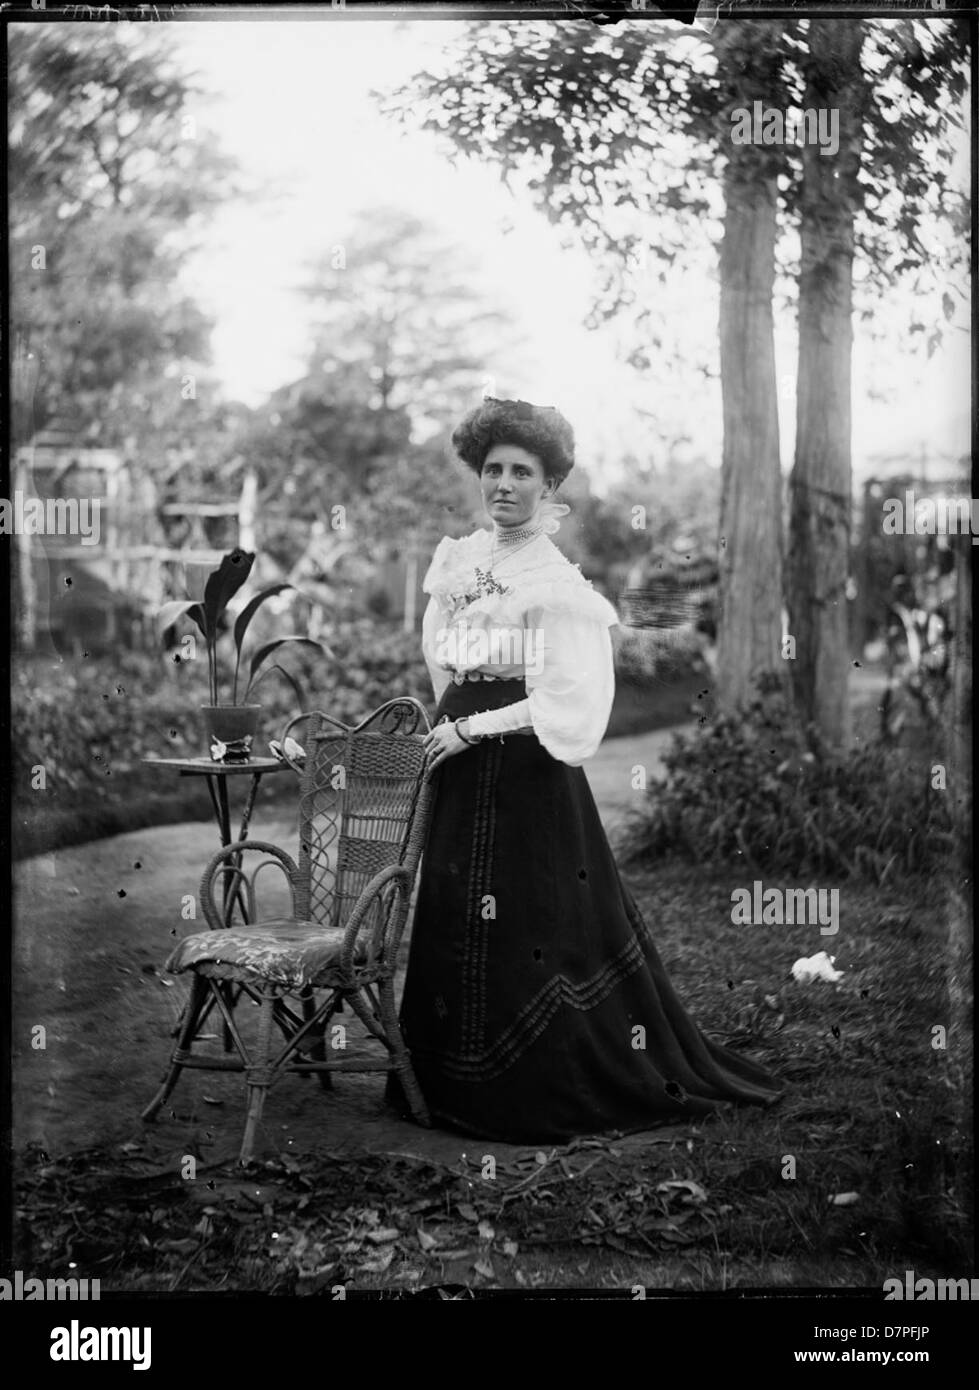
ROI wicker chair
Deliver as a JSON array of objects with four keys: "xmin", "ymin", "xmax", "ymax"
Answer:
[{"xmin": 142, "ymin": 697, "xmax": 435, "ymax": 1163}]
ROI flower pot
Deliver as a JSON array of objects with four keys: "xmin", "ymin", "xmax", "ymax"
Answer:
[{"xmin": 200, "ymin": 704, "xmax": 262, "ymax": 762}]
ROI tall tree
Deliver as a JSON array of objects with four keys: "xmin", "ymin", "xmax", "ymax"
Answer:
[
  {"xmin": 786, "ymin": 22, "xmax": 867, "ymax": 749},
  {"xmin": 787, "ymin": 16, "xmax": 967, "ymax": 746},
  {"xmin": 715, "ymin": 25, "xmax": 788, "ymax": 711},
  {"xmin": 236, "ymin": 208, "xmax": 516, "ymax": 574},
  {"xmin": 8, "ymin": 25, "xmax": 237, "ymax": 452},
  {"xmin": 381, "ymin": 14, "xmax": 968, "ymax": 732}
]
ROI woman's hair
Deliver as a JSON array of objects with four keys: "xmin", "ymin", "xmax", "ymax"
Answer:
[{"xmin": 451, "ymin": 397, "xmax": 575, "ymax": 483}]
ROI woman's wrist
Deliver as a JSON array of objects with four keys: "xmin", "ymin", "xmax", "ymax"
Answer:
[
  {"xmin": 454, "ymin": 717, "xmax": 480, "ymax": 745},
  {"xmin": 466, "ymin": 700, "xmax": 533, "ymax": 740}
]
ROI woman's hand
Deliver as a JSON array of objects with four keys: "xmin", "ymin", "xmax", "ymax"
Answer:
[{"xmin": 424, "ymin": 717, "xmax": 473, "ymax": 772}]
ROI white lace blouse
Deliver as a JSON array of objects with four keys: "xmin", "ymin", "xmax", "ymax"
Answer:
[{"xmin": 421, "ymin": 528, "xmax": 620, "ymax": 766}]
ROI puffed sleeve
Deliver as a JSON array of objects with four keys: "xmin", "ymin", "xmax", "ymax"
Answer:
[
  {"xmin": 421, "ymin": 594, "xmax": 452, "ymax": 705},
  {"xmin": 466, "ymin": 602, "xmax": 616, "ymax": 766}
]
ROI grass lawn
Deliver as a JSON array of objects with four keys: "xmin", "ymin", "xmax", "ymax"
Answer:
[{"xmin": 14, "ymin": 860, "xmax": 970, "ymax": 1293}]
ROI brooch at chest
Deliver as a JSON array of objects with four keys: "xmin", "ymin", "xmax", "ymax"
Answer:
[{"xmin": 449, "ymin": 566, "xmax": 512, "ymax": 613}]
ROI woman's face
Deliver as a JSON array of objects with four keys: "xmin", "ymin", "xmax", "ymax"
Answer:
[{"xmin": 480, "ymin": 444, "xmax": 555, "ymax": 528}]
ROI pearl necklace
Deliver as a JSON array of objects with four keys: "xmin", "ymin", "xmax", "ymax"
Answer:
[
  {"xmin": 490, "ymin": 517, "xmax": 545, "ymax": 570},
  {"xmin": 493, "ymin": 518, "xmax": 545, "ymax": 546}
]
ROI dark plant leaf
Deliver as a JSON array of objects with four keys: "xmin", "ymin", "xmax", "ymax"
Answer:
[
  {"xmin": 233, "ymin": 584, "xmax": 294, "ymax": 663},
  {"xmin": 245, "ymin": 638, "xmax": 330, "ymax": 699},
  {"xmin": 203, "ymin": 549, "xmax": 254, "ymax": 636},
  {"xmin": 232, "ymin": 583, "xmax": 294, "ymax": 699},
  {"xmin": 249, "ymin": 662, "xmax": 305, "ymax": 711},
  {"xmin": 157, "ymin": 600, "xmax": 207, "ymax": 643}
]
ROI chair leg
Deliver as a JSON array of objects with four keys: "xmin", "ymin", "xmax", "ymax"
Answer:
[
  {"xmin": 239, "ymin": 989, "xmax": 277, "ymax": 1164},
  {"xmin": 301, "ymin": 988, "xmax": 333, "ymax": 1091},
  {"xmin": 142, "ymin": 975, "xmax": 208, "ymax": 1123},
  {"xmin": 378, "ymin": 978, "xmax": 431, "ymax": 1127}
]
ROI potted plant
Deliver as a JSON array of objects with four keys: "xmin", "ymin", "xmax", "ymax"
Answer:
[{"xmin": 159, "ymin": 548, "xmax": 330, "ymax": 761}]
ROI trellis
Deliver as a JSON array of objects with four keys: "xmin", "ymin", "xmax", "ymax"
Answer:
[{"xmin": 13, "ymin": 424, "xmax": 260, "ymax": 652}]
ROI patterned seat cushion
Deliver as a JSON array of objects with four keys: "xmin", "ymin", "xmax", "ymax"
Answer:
[{"xmin": 166, "ymin": 919, "xmax": 369, "ymax": 991}]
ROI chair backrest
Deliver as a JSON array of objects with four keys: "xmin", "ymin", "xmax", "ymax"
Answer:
[{"xmin": 284, "ymin": 698, "xmax": 433, "ymax": 930}]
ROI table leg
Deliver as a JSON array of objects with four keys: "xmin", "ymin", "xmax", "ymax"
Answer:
[
  {"xmin": 239, "ymin": 772, "xmax": 262, "ymax": 841},
  {"xmin": 212, "ymin": 774, "xmax": 242, "ymax": 1052},
  {"xmin": 214, "ymin": 775, "xmax": 233, "ymax": 848},
  {"xmin": 203, "ymin": 774, "xmax": 223, "ymax": 837}
]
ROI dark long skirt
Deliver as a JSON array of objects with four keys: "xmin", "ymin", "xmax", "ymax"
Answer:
[{"xmin": 389, "ymin": 679, "xmax": 782, "ymax": 1143}]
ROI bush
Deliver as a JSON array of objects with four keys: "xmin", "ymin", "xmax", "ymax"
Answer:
[
  {"xmin": 611, "ymin": 624, "xmax": 712, "ymax": 688},
  {"xmin": 13, "ymin": 622, "xmax": 433, "ymax": 810},
  {"xmin": 615, "ymin": 677, "xmax": 954, "ymax": 883}
]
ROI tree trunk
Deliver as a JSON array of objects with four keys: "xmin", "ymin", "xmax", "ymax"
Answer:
[
  {"xmin": 786, "ymin": 21, "xmax": 866, "ymax": 748},
  {"xmin": 716, "ymin": 136, "xmax": 784, "ymax": 713}
]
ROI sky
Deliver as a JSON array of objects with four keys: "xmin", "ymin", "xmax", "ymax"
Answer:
[{"xmin": 171, "ymin": 16, "xmax": 971, "ymax": 491}]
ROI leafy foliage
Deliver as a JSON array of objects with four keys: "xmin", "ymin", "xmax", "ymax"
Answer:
[
  {"xmin": 8, "ymin": 26, "xmax": 238, "ymax": 448},
  {"xmin": 380, "ymin": 17, "xmax": 968, "ymax": 352},
  {"xmin": 13, "ymin": 624, "xmax": 431, "ymax": 811},
  {"xmin": 615, "ymin": 676, "xmax": 953, "ymax": 882}
]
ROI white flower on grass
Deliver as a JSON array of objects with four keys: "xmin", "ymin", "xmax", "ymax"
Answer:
[{"xmin": 791, "ymin": 951, "xmax": 844, "ymax": 984}]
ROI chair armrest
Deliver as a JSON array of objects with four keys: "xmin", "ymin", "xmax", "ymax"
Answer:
[
  {"xmin": 198, "ymin": 839, "xmax": 303, "ymax": 931},
  {"xmin": 340, "ymin": 863, "xmax": 414, "ymax": 975}
]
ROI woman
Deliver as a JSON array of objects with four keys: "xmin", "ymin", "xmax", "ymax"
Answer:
[{"xmin": 389, "ymin": 397, "xmax": 781, "ymax": 1143}]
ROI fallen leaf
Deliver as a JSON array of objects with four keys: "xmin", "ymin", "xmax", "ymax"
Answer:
[
  {"xmin": 365, "ymin": 1227, "xmax": 400, "ymax": 1244},
  {"xmin": 417, "ymin": 1228, "xmax": 438, "ymax": 1251},
  {"xmin": 359, "ymin": 1247, "xmax": 394, "ymax": 1274},
  {"xmin": 473, "ymin": 1258, "xmax": 495, "ymax": 1279},
  {"xmin": 829, "ymin": 1192, "xmax": 859, "ymax": 1206},
  {"xmin": 501, "ymin": 1239, "xmax": 519, "ymax": 1257},
  {"xmin": 643, "ymin": 1212, "xmax": 695, "ymax": 1232},
  {"xmin": 201, "ymin": 1096, "xmax": 224, "ymax": 1106},
  {"xmin": 477, "ymin": 1221, "xmax": 495, "ymax": 1241},
  {"xmin": 457, "ymin": 1203, "xmax": 479, "ymax": 1222},
  {"xmin": 656, "ymin": 1179, "xmax": 708, "ymax": 1204}
]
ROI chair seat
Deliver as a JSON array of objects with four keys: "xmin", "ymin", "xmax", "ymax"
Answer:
[{"xmin": 166, "ymin": 919, "xmax": 369, "ymax": 991}]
